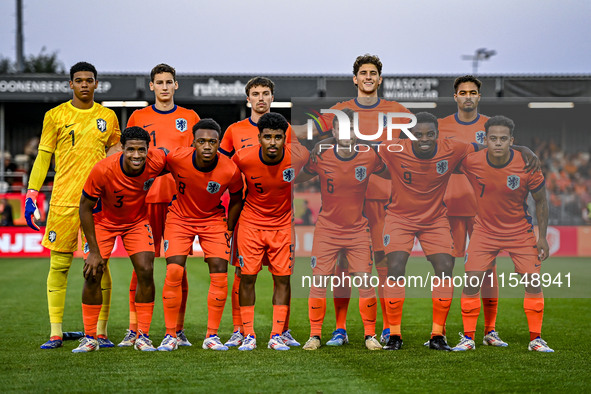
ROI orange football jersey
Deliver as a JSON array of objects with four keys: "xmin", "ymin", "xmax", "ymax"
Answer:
[
  {"xmin": 305, "ymin": 147, "xmax": 384, "ymax": 234},
  {"xmin": 320, "ymin": 98, "xmax": 412, "ymax": 200},
  {"xmin": 82, "ymin": 149, "xmax": 167, "ymax": 228},
  {"xmin": 220, "ymin": 117, "xmax": 296, "ymax": 157},
  {"xmin": 232, "ymin": 145, "xmax": 295, "ymax": 230},
  {"xmin": 378, "ymin": 138, "xmax": 477, "ymax": 223},
  {"xmin": 439, "ymin": 113, "xmax": 489, "ymax": 217},
  {"xmin": 127, "ymin": 105, "xmax": 200, "ymax": 203},
  {"xmin": 460, "ymin": 149, "xmax": 545, "ymax": 236},
  {"xmin": 165, "ymin": 147, "xmax": 243, "ymax": 225}
]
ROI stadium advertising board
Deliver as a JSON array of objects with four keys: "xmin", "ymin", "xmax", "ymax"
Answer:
[{"xmin": 0, "ymin": 225, "xmax": 584, "ymax": 258}]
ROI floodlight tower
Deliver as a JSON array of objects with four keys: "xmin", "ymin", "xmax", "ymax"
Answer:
[{"xmin": 462, "ymin": 48, "xmax": 496, "ymax": 75}]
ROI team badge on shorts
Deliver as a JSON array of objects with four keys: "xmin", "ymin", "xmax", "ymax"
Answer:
[
  {"xmin": 310, "ymin": 256, "xmax": 317, "ymax": 269},
  {"xmin": 48, "ymin": 231, "xmax": 57, "ymax": 243},
  {"xmin": 163, "ymin": 240, "xmax": 169, "ymax": 253},
  {"xmin": 238, "ymin": 255, "xmax": 244, "ymax": 268},
  {"xmin": 475, "ymin": 130, "xmax": 486, "ymax": 144},
  {"xmin": 283, "ymin": 168, "xmax": 295, "ymax": 182},
  {"xmin": 176, "ymin": 118, "xmax": 188, "ymax": 132},
  {"xmin": 383, "ymin": 234, "xmax": 390, "ymax": 246},
  {"xmin": 436, "ymin": 160, "xmax": 448, "ymax": 175},
  {"xmin": 83, "ymin": 242, "xmax": 89, "ymax": 254},
  {"xmin": 207, "ymin": 181, "xmax": 221, "ymax": 194},
  {"xmin": 507, "ymin": 175, "xmax": 520, "ymax": 190},
  {"xmin": 143, "ymin": 178, "xmax": 155, "ymax": 191},
  {"xmin": 96, "ymin": 118, "xmax": 107, "ymax": 132},
  {"xmin": 355, "ymin": 166, "xmax": 367, "ymax": 181}
]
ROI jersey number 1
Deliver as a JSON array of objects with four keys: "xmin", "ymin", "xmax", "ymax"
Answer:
[{"xmin": 69, "ymin": 130, "xmax": 75, "ymax": 146}]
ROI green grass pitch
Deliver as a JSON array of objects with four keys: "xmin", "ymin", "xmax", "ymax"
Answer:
[{"xmin": 0, "ymin": 256, "xmax": 589, "ymax": 392}]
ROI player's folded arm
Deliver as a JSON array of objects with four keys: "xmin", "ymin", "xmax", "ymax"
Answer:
[
  {"xmin": 511, "ymin": 145, "xmax": 541, "ymax": 174},
  {"xmin": 295, "ymin": 165, "xmax": 317, "ymax": 183},
  {"xmin": 311, "ymin": 137, "xmax": 337, "ymax": 163}
]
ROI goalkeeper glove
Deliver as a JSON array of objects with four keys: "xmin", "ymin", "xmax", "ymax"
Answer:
[{"xmin": 25, "ymin": 189, "xmax": 40, "ymax": 231}]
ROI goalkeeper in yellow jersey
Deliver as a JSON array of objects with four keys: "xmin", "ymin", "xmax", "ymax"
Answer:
[{"xmin": 25, "ymin": 62, "xmax": 121, "ymax": 349}]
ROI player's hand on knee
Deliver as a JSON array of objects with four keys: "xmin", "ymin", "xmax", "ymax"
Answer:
[
  {"xmin": 83, "ymin": 252, "xmax": 104, "ymax": 280},
  {"xmin": 24, "ymin": 189, "xmax": 40, "ymax": 231}
]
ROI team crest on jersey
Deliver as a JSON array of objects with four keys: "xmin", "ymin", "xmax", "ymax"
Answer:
[
  {"xmin": 436, "ymin": 160, "xmax": 448, "ymax": 175},
  {"xmin": 283, "ymin": 168, "xmax": 295, "ymax": 182},
  {"xmin": 96, "ymin": 118, "xmax": 107, "ymax": 132},
  {"xmin": 311, "ymin": 256, "xmax": 317, "ymax": 269},
  {"xmin": 238, "ymin": 255, "xmax": 244, "ymax": 268},
  {"xmin": 83, "ymin": 242, "xmax": 89, "ymax": 254},
  {"xmin": 143, "ymin": 178, "xmax": 155, "ymax": 191},
  {"xmin": 164, "ymin": 240, "xmax": 169, "ymax": 253},
  {"xmin": 355, "ymin": 166, "xmax": 367, "ymax": 181},
  {"xmin": 176, "ymin": 118, "xmax": 188, "ymax": 132},
  {"xmin": 507, "ymin": 175, "xmax": 520, "ymax": 190},
  {"xmin": 475, "ymin": 130, "xmax": 486, "ymax": 144},
  {"xmin": 48, "ymin": 231, "xmax": 57, "ymax": 243},
  {"xmin": 207, "ymin": 181, "xmax": 221, "ymax": 194},
  {"xmin": 383, "ymin": 234, "xmax": 390, "ymax": 246}
]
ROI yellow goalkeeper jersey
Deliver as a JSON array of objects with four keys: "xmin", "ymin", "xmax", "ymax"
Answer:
[{"xmin": 38, "ymin": 100, "xmax": 121, "ymax": 207}]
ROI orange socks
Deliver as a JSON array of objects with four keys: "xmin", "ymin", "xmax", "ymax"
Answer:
[
  {"xmin": 271, "ymin": 305, "xmax": 289, "ymax": 337},
  {"xmin": 524, "ymin": 294, "xmax": 544, "ymax": 340},
  {"xmin": 162, "ymin": 264, "xmax": 184, "ymax": 336},
  {"xmin": 206, "ymin": 273, "xmax": 227, "ymax": 337},
  {"xmin": 482, "ymin": 298, "xmax": 498, "ymax": 334},
  {"xmin": 376, "ymin": 266, "xmax": 389, "ymax": 331},
  {"xmin": 383, "ymin": 281, "xmax": 405, "ymax": 336},
  {"xmin": 241, "ymin": 305, "xmax": 255, "ymax": 337},
  {"xmin": 309, "ymin": 285, "xmax": 327, "ymax": 337},
  {"xmin": 128, "ymin": 271, "xmax": 138, "ymax": 331},
  {"xmin": 231, "ymin": 274, "xmax": 242, "ymax": 333},
  {"xmin": 358, "ymin": 287, "xmax": 377, "ymax": 337},
  {"xmin": 333, "ymin": 265, "xmax": 351, "ymax": 331},
  {"xmin": 431, "ymin": 278, "xmax": 453, "ymax": 337},
  {"xmin": 136, "ymin": 301, "xmax": 154, "ymax": 335},
  {"xmin": 283, "ymin": 304, "xmax": 291, "ymax": 333},
  {"xmin": 82, "ymin": 304, "xmax": 102, "ymax": 338},
  {"xmin": 176, "ymin": 269, "xmax": 189, "ymax": 332},
  {"xmin": 482, "ymin": 266, "xmax": 499, "ymax": 334},
  {"xmin": 460, "ymin": 295, "xmax": 481, "ymax": 339}
]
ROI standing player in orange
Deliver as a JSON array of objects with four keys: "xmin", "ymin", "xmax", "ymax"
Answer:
[
  {"xmin": 74, "ymin": 126, "xmax": 167, "ymax": 352},
  {"xmin": 378, "ymin": 112, "xmax": 479, "ymax": 351},
  {"xmin": 120, "ymin": 64, "xmax": 200, "ymax": 348},
  {"xmin": 300, "ymin": 54, "xmax": 412, "ymax": 346},
  {"xmin": 220, "ymin": 77, "xmax": 300, "ymax": 348},
  {"xmin": 156, "ymin": 119, "xmax": 244, "ymax": 352},
  {"xmin": 231, "ymin": 113, "xmax": 297, "ymax": 351},
  {"xmin": 24, "ymin": 62, "xmax": 120, "ymax": 349},
  {"xmin": 297, "ymin": 109, "xmax": 386, "ymax": 350},
  {"xmin": 437, "ymin": 75, "xmax": 506, "ymax": 347},
  {"xmin": 452, "ymin": 116, "xmax": 552, "ymax": 352},
  {"xmin": 378, "ymin": 112, "xmax": 538, "ymax": 351}
]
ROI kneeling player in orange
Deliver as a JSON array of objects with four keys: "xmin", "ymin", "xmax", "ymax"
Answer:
[
  {"xmin": 297, "ymin": 109, "xmax": 387, "ymax": 350},
  {"xmin": 157, "ymin": 119, "xmax": 244, "ymax": 351},
  {"xmin": 74, "ymin": 127, "xmax": 167, "ymax": 352},
  {"xmin": 452, "ymin": 115, "xmax": 553, "ymax": 352},
  {"xmin": 232, "ymin": 113, "xmax": 297, "ymax": 351}
]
